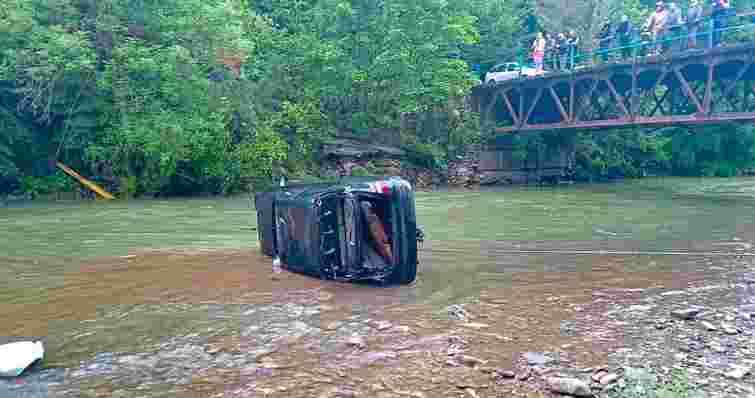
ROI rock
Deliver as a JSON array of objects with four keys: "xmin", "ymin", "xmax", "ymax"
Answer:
[
  {"xmin": 672, "ymin": 307, "xmax": 703, "ymax": 320},
  {"xmin": 463, "ymin": 322, "xmax": 490, "ymax": 329},
  {"xmin": 394, "ymin": 325, "xmax": 411, "ymax": 333},
  {"xmin": 447, "ymin": 305, "xmax": 470, "ymax": 321},
  {"xmin": 628, "ymin": 305, "xmax": 655, "ymax": 312},
  {"xmin": 498, "ymin": 370, "xmax": 516, "ymax": 378},
  {"xmin": 599, "ymin": 373, "xmax": 620, "ymax": 385},
  {"xmin": 592, "ymin": 371, "xmax": 608, "ymax": 382},
  {"xmin": 325, "ymin": 321, "xmax": 342, "ymax": 331},
  {"xmin": 533, "ymin": 366, "xmax": 553, "ymax": 376},
  {"xmin": 709, "ymin": 342, "xmax": 727, "ymax": 353},
  {"xmin": 546, "ymin": 377, "xmax": 592, "ymax": 397},
  {"xmin": 725, "ymin": 366, "xmax": 751, "ymax": 380},
  {"xmin": 345, "ymin": 336, "xmax": 367, "ymax": 350},
  {"xmin": 459, "ymin": 355, "xmax": 487, "ymax": 367},
  {"xmin": 721, "ymin": 323, "xmax": 739, "ymax": 335},
  {"xmin": 516, "ymin": 369, "xmax": 531, "ymax": 381},
  {"xmin": 701, "ymin": 321, "xmax": 718, "ymax": 331},
  {"xmin": 374, "ymin": 321, "xmax": 392, "ymax": 331},
  {"xmin": 523, "ymin": 352, "xmax": 554, "ymax": 366}
]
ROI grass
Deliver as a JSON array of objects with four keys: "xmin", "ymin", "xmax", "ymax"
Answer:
[{"xmin": 605, "ymin": 367, "xmax": 704, "ymax": 398}]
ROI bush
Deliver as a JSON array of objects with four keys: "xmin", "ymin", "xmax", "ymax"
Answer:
[
  {"xmin": 349, "ymin": 165, "xmax": 371, "ymax": 177},
  {"xmin": 20, "ymin": 171, "xmax": 72, "ymax": 199}
]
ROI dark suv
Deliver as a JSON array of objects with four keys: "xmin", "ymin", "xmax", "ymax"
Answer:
[{"xmin": 254, "ymin": 176, "xmax": 422, "ymax": 284}]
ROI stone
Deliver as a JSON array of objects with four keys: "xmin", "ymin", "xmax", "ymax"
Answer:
[
  {"xmin": 533, "ymin": 366, "xmax": 553, "ymax": 376},
  {"xmin": 523, "ymin": 352, "xmax": 554, "ymax": 366},
  {"xmin": 721, "ymin": 323, "xmax": 739, "ymax": 335},
  {"xmin": 672, "ymin": 308, "xmax": 702, "ymax": 320},
  {"xmin": 498, "ymin": 370, "xmax": 516, "ymax": 378},
  {"xmin": 628, "ymin": 304, "xmax": 655, "ymax": 312},
  {"xmin": 599, "ymin": 373, "xmax": 620, "ymax": 385},
  {"xmin": 447, "ymin": 305, "xmax": 470, "ymax": 321},
  {"xmin": 463, "ymin": 322, "xmax": 490, "ymax": 329},
  {"xmin": 459, "ymin": 355, "xmax": 487, "ymax": 367},
  {"xmin": 592, "ymin": 371, "xmax": 608, "ymax": 383},
  {"xmin": 394, "ymin": 325, "xmax": 411, "ymax": 333},
  {"xmin": 546, "ymin": 377, "xmax": 592, "ymax": 397},
  {"xmin": 725, "ymin": 366, "xmax": 751, "ymax": 380},
  {"xmin": 369, "ymin": 320, "xmax": 393, "ymax": 331},
  {"xmin": 345, "ymin": 336, "xmax": 367, "ymax": 350},
  {"xmin": 701, "ymin": 321, "xmax": 718, "ymax": 331},
  {"xmin": 325, "ymin": 321, "xmax": 342, "ymax": 331},
  {"xmin": 464, "ymin": 388, "xmax": 479, "ymax": 398},
  {"xmin": 516, "ymin": 369, "xmax": 531, "ymax": 381}
]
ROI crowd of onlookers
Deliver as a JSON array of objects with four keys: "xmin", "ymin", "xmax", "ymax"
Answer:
[{"xmin": 530, "ymin": 0, "xmax": 735, "ymax": 73}]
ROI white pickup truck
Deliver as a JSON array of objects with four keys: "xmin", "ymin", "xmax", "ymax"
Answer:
[{"xmin": 484, "ymin": 62, "xmax": 538, "ymax": 85}]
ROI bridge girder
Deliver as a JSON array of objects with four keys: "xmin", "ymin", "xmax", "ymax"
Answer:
[{"xmin": 472, "ymin": 43, "xmax": 755, "ymax": 133}]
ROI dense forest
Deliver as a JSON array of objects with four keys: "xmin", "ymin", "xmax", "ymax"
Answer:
[{"xmin": 2, "ymin": 0, "xmax": 755, "ymax": 198}]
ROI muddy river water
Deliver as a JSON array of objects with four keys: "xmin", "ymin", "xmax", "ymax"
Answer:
[{"xmin": 1, "ymin": 178, "xmax": 754, "ymax": 397}]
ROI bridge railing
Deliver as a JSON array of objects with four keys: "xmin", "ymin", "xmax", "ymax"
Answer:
[{"xmin": 515, "ymin": 10, "xmax": 755, "ymax": 77}]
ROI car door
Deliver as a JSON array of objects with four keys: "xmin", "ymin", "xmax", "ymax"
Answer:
[
  {"xmin": 254, "ymin": 191, "xmax": 276, "ymax": 256},
  {"xmin": 486, "ymin": 65, "xmax": 503, "ymax": 84}
]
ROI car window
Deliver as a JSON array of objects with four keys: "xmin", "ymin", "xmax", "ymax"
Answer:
[
  {"xmin": 489, "ymin": 65, "xmax": 503, "ymax": 73},
  {"xmin": 507, "ymin": 64, "xmax": 519, "ymax": 72}
]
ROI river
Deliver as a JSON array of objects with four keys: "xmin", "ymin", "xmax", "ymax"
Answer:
[{"xmin": 1, "ymin": 177, "xmax": 754, "ymax": 397}]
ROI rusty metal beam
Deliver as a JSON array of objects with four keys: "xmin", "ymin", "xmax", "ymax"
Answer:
[
  {"xmin": 605, "ymin": 78, "xmax": 630, "ymax": 117},
  {"xmin": 549, "ymin": 87, "xmax": 569, "ymax": 123},
  {"xmin": 523, "ymin": 88, "xmax": 544, "ymax": 126},
  {"xmin": 674, "ymin": 68, "xmax": 705, "ymax": 114},
  {"xmin": 575, "ymin": 79, "xmax": 600, "ymax": 122},
  {"xmin": 501, "ymin": 90, "xmax": 519, "ymax": 126},
  {"xmin": 704, "ymin": 62, "xmax": 714, "ymax": 113},
  {"xmin": 495, "ymin": 112, "xmax": 755, "ymax": 133},
  {"xmin": 720, "ymin": 61, "xmax": 751, "ymax": 101}
]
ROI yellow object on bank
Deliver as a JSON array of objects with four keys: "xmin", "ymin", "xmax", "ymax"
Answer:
[{"xmin": 56, "ymin": 162, "xmax": 116, "ymax": 200}]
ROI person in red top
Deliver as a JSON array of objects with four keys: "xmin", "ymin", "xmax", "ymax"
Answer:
[{"xmin": 531, "ymin": 32, "xmax": 547, "ymax": 74}]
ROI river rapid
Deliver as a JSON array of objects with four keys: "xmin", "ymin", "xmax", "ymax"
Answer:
[{"xmin": 1, "ymin": 177, "xmax": 754, "ymax": 397}]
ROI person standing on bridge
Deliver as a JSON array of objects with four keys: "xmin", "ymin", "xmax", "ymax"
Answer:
[
  {"xmin": 712, "ymin": 0, "xmax": 731, "ymax": 47},
  {"xmin": 667, "ymin": 2, "xmax": 685, "ymax": 52},
  {"xmin": 531, "ymin": 32, "xmax": 547, "ymax": 74},
  {"xmin": 687, "ymin": 0, "xmax": 704, "ymax": 49},
  {"xmin": 645, "ymin": 1, "xmax": 670, "ymax": 55},
  {"xmin": 557, "ymin": 32, "xmax": 569, "ymax": 71},
  {"xmin": 597, "ymin": 23, "xmax": 614, "ymax": 63},
  {"xmin": 615, "ymin": 15, "xmax": 635, "ymax": 59},
  {"xmin": 567, "ymin": 30, "xmax": 580, "ymax": 70}
]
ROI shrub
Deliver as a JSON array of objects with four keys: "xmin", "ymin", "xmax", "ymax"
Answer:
[{"xmin": 349, "ymin": 165, "xmax": 370, "ymax": 177}]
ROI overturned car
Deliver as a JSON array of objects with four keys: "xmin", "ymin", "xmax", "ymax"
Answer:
[{"xmin": 254, "ymin": 176, "xmax": 422, "ymax": 284}]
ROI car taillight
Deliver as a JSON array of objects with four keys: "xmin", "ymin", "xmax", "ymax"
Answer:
[{"xmin": 381, "ymin": 184, "xmax": 391, "ymax": 195}]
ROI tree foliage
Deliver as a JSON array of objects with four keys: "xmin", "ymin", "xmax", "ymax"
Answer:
[{"xmin": 1, "ymin": 0, "xmax": 753, "ymax": 197}]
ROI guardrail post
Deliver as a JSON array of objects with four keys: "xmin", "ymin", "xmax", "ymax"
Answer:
[{"xmin": 708, "ymin": 18, "xmax": 714, "ymax": 48}]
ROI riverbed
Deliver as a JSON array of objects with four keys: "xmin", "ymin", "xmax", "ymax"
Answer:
[{"xmin": 1, "ymin": 177, "xmax": 754, "ymax": 397}]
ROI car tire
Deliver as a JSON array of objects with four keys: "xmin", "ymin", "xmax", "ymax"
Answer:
[{"xmin": 486, "ymin": 79, "xmax": 496, "ymax": 86}]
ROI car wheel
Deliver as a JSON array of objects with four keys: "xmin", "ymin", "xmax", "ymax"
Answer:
[{"xmin": 486, "ymin": 79, "xmax": 496, "ymax": 86}]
